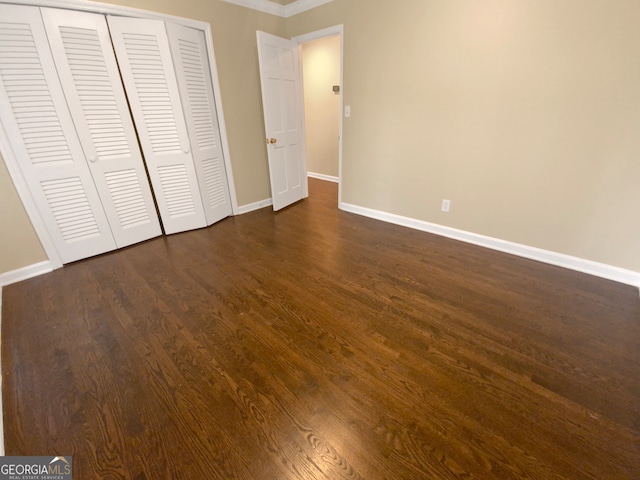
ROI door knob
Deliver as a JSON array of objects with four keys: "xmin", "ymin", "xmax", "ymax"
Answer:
[{"xmin": 267, "ymin": 138, "xmax": 277, "ymax": 144}]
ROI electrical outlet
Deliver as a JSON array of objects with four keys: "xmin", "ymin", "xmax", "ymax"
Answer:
[{"xmin": 441, "ymin": 199, "xmax": 451, "ymax": 213}]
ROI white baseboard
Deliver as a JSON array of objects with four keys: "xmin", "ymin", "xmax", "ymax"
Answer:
[
  {"xmin": 0, "ymin": 260, "xmax": 54, "ymax": 288},
  {"xmin": 237, "ymin": 198, "xmax": 273, "ymax": 215},
  {"xmin": 308, "ymin": 172, "xmax": 339, "ymax": 183},
  {"xmin": 340, "ymin": 202, "xmax": 640, "ymax": 291}
]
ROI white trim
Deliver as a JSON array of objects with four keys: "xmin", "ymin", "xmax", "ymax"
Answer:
[
  {"xmin": 223, "ymin": 0, "xmax": 284, "ymax": 17},
  {"xmin": 308, "ymin": 172, "xmax": 338, "ymax": 183},
  {"xmin": 2, "ymin": 0, "xmax": 212, "ymax": 26},
  {"xmin": 293, "ymin": 25, "xmax": 344, "ymax": 204},
  {"xmin": 0, "ymin": 261, "xmax": 54, "ymax": 288},
  {"xmin": 237, "ymin": 198, "xmax": 273, "ymax": 214},
  {"xmin": 292, "ymin": 24, "xmax": 341, "ymax": 44},
  {"xmin": 340, "ymin": 202, "xmax": 640, "ymax": 291},
  {"xmin": 222, "ymin": 0, "xmax": 332, "ymax": 18},
  {"xmin": 285, "ymin": 0, "xmax": 333, "ymax": 17}
]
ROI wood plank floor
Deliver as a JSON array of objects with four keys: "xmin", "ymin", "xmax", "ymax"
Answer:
[{"xmin": 2, "ymin": 178, "xmax": 640, "ymax": 479}]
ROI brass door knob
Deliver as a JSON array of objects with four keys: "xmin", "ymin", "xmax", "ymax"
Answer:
[{"xmin": 267, "ymin": 138, "xmax": 277, "ymax": 144}]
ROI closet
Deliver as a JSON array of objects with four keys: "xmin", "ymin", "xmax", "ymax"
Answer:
[{"xmin": 0, "ymin": 4, "xmax": 232, "ymax": 264}]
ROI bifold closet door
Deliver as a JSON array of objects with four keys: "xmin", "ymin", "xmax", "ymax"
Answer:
[
  {"xmin": 166, "ymin": 23, "xmax": 232, "ymax": 226},
  {"xmin": 0, "ymin": 4, "xmax": 117, "ymax": 263},
  {"xmin": 107, "ymin": 15, "xmax": 207, "ymax": 235},
  {"xmin": 41, "ymin": 8, "xmax": 162, "ymax": 248}
]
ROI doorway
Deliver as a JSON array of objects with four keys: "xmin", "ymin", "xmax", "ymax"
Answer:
[{"xmin": 294, "ymin": 26, "xmax": 344, "ymax": 204}]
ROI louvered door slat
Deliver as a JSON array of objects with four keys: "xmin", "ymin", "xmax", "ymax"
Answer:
[
  {"xmin": 120, "ymin": 32, "xmax": 180, "ymax": 157},
  {"xmin": 0, "ymin": 5, "xmax": 116, "ymax": 263},
  {"xmin": 42, "ymin": 8, "xmax": 161, "ymax": 247},
  {"xmin": 108, "ymin": 15, "xmax": 206, "ymax": 235},
  {"xmin": 166, "ymin": 22, "xmax": 232, "ymax": 226}
]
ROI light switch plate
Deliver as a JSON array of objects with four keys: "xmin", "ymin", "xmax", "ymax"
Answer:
[{"xmin": 345, "ymin": 105, "xmax": 351, "ymax": 117}]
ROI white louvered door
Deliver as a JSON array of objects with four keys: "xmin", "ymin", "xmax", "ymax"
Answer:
[
  {"xmin": 41, "ymin": 8, "xmax": 162, "ymax": 248},
  {"xmin": 107, "ymin": 15, "xmax": 206, "ymax": 235},
  {"xmin": 166, "ymin": 23, "xmax": 232, "ymax": 226},
  {"xmin": 0, "ymin": 4, "xmax": 117, "ymax": 263}
]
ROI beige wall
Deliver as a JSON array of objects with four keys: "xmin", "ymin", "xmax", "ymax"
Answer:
[
  {"xmin": 2, "ymin": 0, "xmax": 640, "ymax": 277},
  {"xmin": 302, "ymin": 35, "xmax": 340, "ymax": 178},
  {"xmin": 288, "ymin": 0, "xmax": 640, "ymax": 273},
  {"xmin": 0, "ymin": 153, "xmax": 47, "ymax": 273}
]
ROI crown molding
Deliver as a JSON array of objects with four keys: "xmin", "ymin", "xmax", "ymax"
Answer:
[
  {"xmin": 224, "ymin": 0, "xmax": 284, "ymax": 16},
  {"xmin": 284, "ymin": 0, "xmax": 332, "ymax": 17},
  {"xmin": 223, "ymin": 0, "xmax": 333, "ymax": 18}
]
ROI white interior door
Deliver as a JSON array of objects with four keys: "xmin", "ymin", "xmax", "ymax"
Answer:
[
  {"xmin": 166, "ymin": 22, "xmax": 232, "ymax": 226},
  {"xmin": 108, "ymin": 15, "xmax": 206, "ymax": 235},
  {"xmin": 0, "ymin": 4, "xmax": 117, "ymax": 263},
  {"xmin": 41, "ymin": 8, "xmax": 162, "ymax": 248},
  {"xmin": 256, "ymin": 31, "xmax": 307, "ymax": 211}
]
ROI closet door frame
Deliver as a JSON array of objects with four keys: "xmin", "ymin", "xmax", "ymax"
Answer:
[{"xmin": 0, "ymin": 0, "xmax": 238, "ymax": 270}]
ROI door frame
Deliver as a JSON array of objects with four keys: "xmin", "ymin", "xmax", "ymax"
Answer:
[
  {"xmin": 0, "ymin": 0, "xmax": 239, "ymax": 271},
  {"xmin": 292, "ymin": 25, "xmax": 344, "ymax": 205}
]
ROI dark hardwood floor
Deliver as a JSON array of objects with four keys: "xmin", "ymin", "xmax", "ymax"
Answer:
[{"xmin": 2, "ymin": 178, "xmax": 639, "ymax": 479}]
